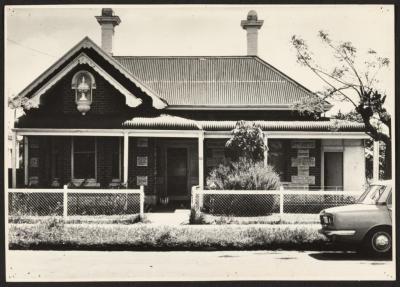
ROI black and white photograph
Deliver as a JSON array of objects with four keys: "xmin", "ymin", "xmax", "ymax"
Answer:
[{"xmin": 4, "ymin": 3, "xmax": 396, "ymax": 283}]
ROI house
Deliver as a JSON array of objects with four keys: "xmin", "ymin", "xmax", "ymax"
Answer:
[{"xmin": 10, "ymin": 8, "xmax": 370, "ymax": 207}]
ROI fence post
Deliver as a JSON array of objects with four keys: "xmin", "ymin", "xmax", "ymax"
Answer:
[
  {"xmin": 191, "ymin": 186, "xmax": 195, "ymax": 210},
  {"xmin": 63, "ymin": 185, "xmax": 68, "ymax": 221},
  {"xmin": 198, "ymin": 187, "xmax": 203, "ymax": 211},
  {"xmin": 279, "ymin": 186, "xmax": 284, "ymax": 217},
  {"xmin": 139, "ymin": 185, "xmax": 144, "ymax": 218},
  {"xmin": 191, "ymin": 186, "xmax": 201, "ymax": 218}
]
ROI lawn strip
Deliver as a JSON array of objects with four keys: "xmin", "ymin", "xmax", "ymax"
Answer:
[{"xmin": 8, "ymin": 223, "xmax": 352, "ymax": 251}]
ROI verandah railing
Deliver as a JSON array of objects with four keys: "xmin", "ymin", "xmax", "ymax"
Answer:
[
  {"xmin": 191, "ymin": 186, "xmax": 361, "ymax": 217},
  {"xmin": 8, "ymin": 186, "xmax": 144, "ymax": 219}
]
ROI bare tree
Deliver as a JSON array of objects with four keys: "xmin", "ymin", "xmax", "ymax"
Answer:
[{"xmin": 291, "ymin": 31, "xmax": 392, "ymax": 179}]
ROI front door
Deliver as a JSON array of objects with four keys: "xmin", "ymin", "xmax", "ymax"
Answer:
[
  {"xmin": 167, "ymin": 148, "xmax": 188, "ymax": 198},
  {"xmin": 324, "ymin": 152, "xmax": 343, "ymax": 190}
]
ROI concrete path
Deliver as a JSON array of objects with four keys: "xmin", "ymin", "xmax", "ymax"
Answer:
[
  {"xmin": 7, "ymin": 250, "xmax": 395, "ymax": 281},
  {"xmin": 144, "ymin": 209, "xmax": 190, "ymax": 225}
]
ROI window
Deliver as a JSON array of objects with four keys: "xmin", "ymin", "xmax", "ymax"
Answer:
[
  {"xmin": 268, "ymin": 140, "xmax": 289, "ymax": 181},
  {"xmin": 72, "ymin": 137, "xmax": 96, "ymax": 179}
]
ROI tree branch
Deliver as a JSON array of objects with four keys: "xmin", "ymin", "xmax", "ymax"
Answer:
[{"xmin": 296, "ymin": 51, "xmax": 358, "ymax": 108}]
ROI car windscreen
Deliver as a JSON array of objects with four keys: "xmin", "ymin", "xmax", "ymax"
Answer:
[{"xmin": 357, "ymin": 184, "xmax": 387, "ymax": 204}]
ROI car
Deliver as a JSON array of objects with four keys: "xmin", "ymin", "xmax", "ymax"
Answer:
[{"xmin": 319, "ymin": 180, "xmax": 392, "ymax": 256}]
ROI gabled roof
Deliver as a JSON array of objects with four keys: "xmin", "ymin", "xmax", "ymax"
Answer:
[
  {"xmin": 28, "ymin": 52, "xmax": 142, "ymax": 108},
  {"xmin": 114, "ymin": 56, "xmax": 329, "ymax": 110},
  {"xmin": 18, "ymin": 37, "xmax": 167, "ymax": 109},
  {"xmin": 18, "ymin": 37, "xmax": 328, "ymax": 111}
]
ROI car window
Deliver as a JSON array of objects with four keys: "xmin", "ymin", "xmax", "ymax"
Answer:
[
  {"xmin": 387, "ymin": 192, "xmax": 392, "ymax": 206},
  {"xmin": 358, "ymin": 185, "xmax": 386, "ymax": 204}
]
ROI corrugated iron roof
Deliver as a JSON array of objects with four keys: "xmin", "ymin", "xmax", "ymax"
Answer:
[
  {"xmin": 113, "ymin": 56, "xmax": 318, "ymax": 107},
  {"xmin": 123, "ymin": 115, "xmax": 365, "ymax": 132}
]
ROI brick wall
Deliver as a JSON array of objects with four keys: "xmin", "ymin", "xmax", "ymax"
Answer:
[
  {"xmin": 289, "ymin": 139, "xmax": 321, "ymax": 190},
  {"xmin": 26, "ymin": 136, "xmax": 158, "ymax": 191},
  {"xmin": 25, "ymin": 136, "xmax": 322, "ymax": 191},
  {"xmin": 97, "ymin": 137, "xmax": 121, "ymax": 187},
  {"xmin": 27, "ymin": 136, "xmax": 124, "ymax": 188},
  {"xmin": 128, "ymin": 138, "xmax": 157, "ymax": 197},
  {"xmin": 27, "ymin": 136, "xmax": 71, "ymax": 187},
  {"xmin": 204, "ymin": 139, "xmax": 227, "ymax": 177},
  {"xmin": 57, "ymin": 137, "xmax": 72, "ymax": 186},
  {"xmin": 310, "ymin": 140, "xmax": 321, "ymax": 189},
  {"xmin": 267, "ymin": 139, "xmax": 321, "ymax": 189},
  {"xmin": 27, "ymin": 64, "xmax": 129, "ymax": 118}
]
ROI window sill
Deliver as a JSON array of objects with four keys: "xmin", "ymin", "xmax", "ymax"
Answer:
[{"xmin": 71, "ymin": 178, "xmax": 100, "ymax": 188}]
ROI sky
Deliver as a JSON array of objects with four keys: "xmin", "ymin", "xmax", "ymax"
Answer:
[{"xmin": 5, "ymin": 4, "xmax": 395, "ymax": 122}]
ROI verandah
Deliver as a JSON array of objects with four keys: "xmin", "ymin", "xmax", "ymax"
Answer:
[{"xmin": 10, "ymin": 125, "xmax": 370, "ymax": 192}]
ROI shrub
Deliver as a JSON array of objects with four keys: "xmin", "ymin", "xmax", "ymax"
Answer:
[
  {"xmin": 204, "ymin": 159, "xmax": 281, "ymax": 216},
  {"xmin": 225, "ymin": 121, "xmax": 266, "ymax": 162},
  {"xmin": 206, "ymin": 158, "xmax": 281, "ymax": 190},
  {"xmin": 200, "ymin": 121, "xmax": 281, "ymax": 216},
  {"xmin": 189, "ymin": 209, "xmax": 207, "ymax": 224}
]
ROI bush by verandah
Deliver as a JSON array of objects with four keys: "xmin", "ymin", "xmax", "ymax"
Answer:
[
  {"xmin": 190, "ymin": 121, "xmax": 281, "ymax": 220},
  {"xmin": 207, "ymin": 120, "xmax": 281, "ymax": 191},
  {"xmin": 201, "ymin": 121, "xmax": 281, "ymax": 218},
  {"xmin": 206, "ymin": 158, "xmax": 280, "ymax": 191},
  {"xmin": 225, "ymin": 120, "xmax": 266, "ymax": 162}
]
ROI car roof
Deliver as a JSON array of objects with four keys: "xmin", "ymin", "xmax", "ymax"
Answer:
[{"xmin": 370, "ymin": 180, "xmax": 392, "ymax": 186}]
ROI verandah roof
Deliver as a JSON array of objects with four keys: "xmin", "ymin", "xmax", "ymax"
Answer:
[{"xmin": 123, "ymin": 114, "xmax": 365, "ymax": 132}]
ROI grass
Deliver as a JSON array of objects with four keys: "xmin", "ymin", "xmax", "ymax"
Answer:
[
  {"xmin": 190, "ymin": 211, "xmax": 319, "ymax": 225},
  {"xmin": 8, "ymin": 220, "xmax": 335, "ymax": 251},
  {"xmin": 9, "ymin": 214, "xmax": 142, "ymax": 225}
]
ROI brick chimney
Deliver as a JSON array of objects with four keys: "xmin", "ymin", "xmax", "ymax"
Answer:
[
  {"xmin": 95, "ymin": 8, "xmax": 121, "ymax": 55},
  {"xmin": 241, "ymin": 10, "xmax": 263, "ymax": 56}
]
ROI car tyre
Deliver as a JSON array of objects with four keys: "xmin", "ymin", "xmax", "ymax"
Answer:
[{"xmin": 364, "ymin": 228, "xmax": 392, "ymax": 257}]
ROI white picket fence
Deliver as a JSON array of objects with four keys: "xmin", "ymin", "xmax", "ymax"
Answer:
[
  {"xmin": 191, "ymin": 186, "xmax": 361, "ymax": 216},
  {"xmin": 8, "ymin": 186, "xmax": 145, "ymax": 219}
]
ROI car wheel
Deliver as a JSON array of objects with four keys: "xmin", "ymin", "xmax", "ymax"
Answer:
[{"xmin": 365, "ymin": 229, "xmax": 392, "ymax": 257}]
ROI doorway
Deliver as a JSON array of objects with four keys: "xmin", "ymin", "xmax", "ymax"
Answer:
[
  {"xmin": 155, "ymin": 139, "xmax": 198, "ymax": 210},
  {"xmin": 324, "ymin": 152, "xmax": 343, "ymax": 190},
  {"xmin": 166, "ymin": 147, "xmax": 188, "ymax": 199}
]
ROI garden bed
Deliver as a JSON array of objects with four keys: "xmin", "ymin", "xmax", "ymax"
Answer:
[
  {"xmin": 198, "ymin": 213, "xmax": 319, "ymax": 225},
  {"xmin": 9, "ymin": 214, "xmax": 142, "ymax": 225},
  {"xmin": 8, "ymin": 221, "xmax": 347, "ymax": 251}
]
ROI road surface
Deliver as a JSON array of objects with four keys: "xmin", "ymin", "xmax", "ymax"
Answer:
[{"xmin": 7, "ymin": 250, "xmax": 395, "ymax": 281}]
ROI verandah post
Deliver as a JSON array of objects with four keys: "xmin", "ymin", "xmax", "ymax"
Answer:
[
  {"xmin": 263, "ymin": 133, "xmax": 268, "ymax": 166},
  {"xmin": 24, "ymin": 136, "xmax": 29, "ymax": 186},
  {"xmin": 198, "ymin": 132, "xmax": 204, "ymax": 209},
  {"xmin": 63, "ymin": 184, "xmax": 68, "ymax": 220},
  {"xmin": 123, "ymin": 132, "xmax": 129, "ymax": 186},
  {"xmin": 11, "ymin": 130, "xmax": 17, "ymax": 188},
  {"xmin": 139, "ymin": 185, "xmax": 144, "ymax": 218},
  {"xmin": 198, "ymin": 131, "xmax": 204, "ymax": 190}
]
